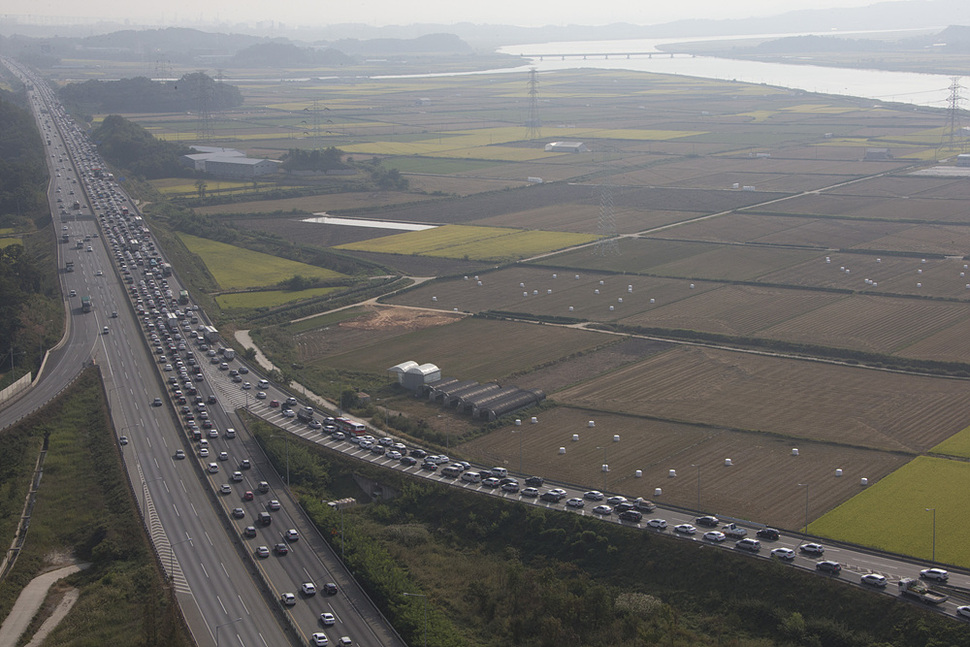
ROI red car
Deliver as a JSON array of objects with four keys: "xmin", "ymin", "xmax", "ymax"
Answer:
[
  {"xmin": 243, "ymin": 491, "xmax": 254, "ymax": 501},
  {"xmin": 269, "ymin": 400, "xmax": 280, "ymax": 408}
]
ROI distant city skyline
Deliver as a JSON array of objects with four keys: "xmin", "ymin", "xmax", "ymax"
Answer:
[{"xmin": 2, "ymin": 0, "xmax": 920, "ymax": 29}]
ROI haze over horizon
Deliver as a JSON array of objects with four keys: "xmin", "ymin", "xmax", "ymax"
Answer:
[{"xmin": 1, "ymin": 0, "xmax": 925, "ymax": 30}]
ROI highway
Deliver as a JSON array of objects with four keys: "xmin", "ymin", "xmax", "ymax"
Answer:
[{"xmin": 1, "ymin": 58, "xmax": 406, "ymax": 647}]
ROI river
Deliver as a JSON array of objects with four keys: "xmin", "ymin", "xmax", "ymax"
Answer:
[{"xmin": 381, "ymin": 30, "xmax": 961, "ymax": 109}]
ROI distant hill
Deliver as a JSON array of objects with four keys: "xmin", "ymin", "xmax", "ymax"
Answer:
[{"xmin": 231, "ymin": 42, "xmax": 355, "ymax": 67}]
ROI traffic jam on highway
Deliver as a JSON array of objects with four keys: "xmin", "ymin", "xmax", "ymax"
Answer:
[{"xmin": 17, "ymin": 56, "xmax": 970, "ymax": 636}]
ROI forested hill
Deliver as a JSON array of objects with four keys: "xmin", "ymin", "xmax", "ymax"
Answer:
[
  {"xmin": 91, "ymin": 115, "xmax": 191, "ymax": 179},
  {"xmin": 0, "ymin": 87, "xmax": 47, "ymax": 227},
  {"xmin": 59, "ymin": 72, "xmax": 243, "ymax": 115}
]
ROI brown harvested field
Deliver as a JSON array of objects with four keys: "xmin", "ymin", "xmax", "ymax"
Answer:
[
  {"xmin": 317, "ymin": 315, "xmax": 611, "ymax": 383},
  {"xmin": 759, "ymin": 294, "xmax": 970, "ymax": 356},
  {"xmin": 646, "ymin": 213, "xmax": 907, "ymax": 248},
  {"xmin": 458, "ymin": 405, "xmax": 910, "ymax": 530},
  {"xmin": 296, "ymin": 305, "xmax": 466, "ymax": 363},
  {"xmin": 469, "ymin": 204, "xmax": 691, "ymax": 235},
  {"xmin": 858, "ymin": 223, "xmax": 970, "ymax": 255},
  {"xmin": 757, "ymin": 193, "xmax": 970, "ymax": 222},
  {"xmin": 383, "ymin": 266, "xmax": 720, "ymax": 322},
  {"xmin": 828, "ymin": 174, "xmax": 970, "ymax": 199},
  {"xmin": 760, "ymin": 254, "xmax": 970, "ymax": 300},
  {"xmin": 618, "ymin": 284, "xmax": 842, "ymax": 336},
  {"xmin": 236, "ymin": 216, "xmax": 401, "ymax": 248},
  {"xmin": 195, "ymin": 190, "xmax": 437, "ymax": 216},
  {"xmin": 897, "ymin": 322, "xmax": 970, "ymax": 363},
  {"xmin": 404, "ymin": 174, "xmax": 529, "ymax": 196},
  {"xmin": 553, "ymin": 345, "xmax": 970, "ymax": 453}
]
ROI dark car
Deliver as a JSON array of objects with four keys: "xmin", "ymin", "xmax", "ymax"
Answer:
[
  {"xmin": 323, "ymin": 582, "xmax": 338, "ymax": 595},
  {"xmin": 614, "ymin": 502, "xmax": 636, "ymax": 514},
  {"xmin": 816, "ymin": 560, "xmax": 841, "ymax": 575},
  {"xmin": 618, "ymin": 509, "xmax": 643, "ymax": 523},
  {"xmin": 410, "ymin": 448, "xmax": 428, "ymax": 459},
  {"xmin": 540, "ymin": 491, "xmax": 564, "ymax": 503},
  {"xmin": 400, "ymin": 455, "xmax": 418, "ymax": 466},
  {"xmin": 695, "ymin": 515, "xmax": 720, "ymax": 528},
  {"xmin": 525, "ymin": 476, "xmax": 544, "ymax": 487},
  {"xmin": 274, "ymin": 543, "xmax": 289, "ymax": 555},
  {"xmin": 756, "ymin": 528, "xmax": 780, "ymax": 541},
  {"xmin": 420, "ymin": 461, "xmax": 437, "ymax": 472}
]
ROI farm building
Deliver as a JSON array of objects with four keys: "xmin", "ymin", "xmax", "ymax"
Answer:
[
  {"xmin": 864, "ymin": 148, "xmax": 893, "ymax": 161},
  {"xmin": 957, "ymin": 153, "xmax": 970, "ymax": 167},
  {"xmin": 422, "ymin": 377, "xmax": 545, "ymax": 420},
  {"xmin": 388, "ymin": 361, "xmax": 441, "ymax": 392},
  {"xmin": 545, "ymin": 141, "xmax": 589, "ymax": 153},
  {"xmin": 180, "ymin": 146, "xmax": 278, "ymax": 179}
]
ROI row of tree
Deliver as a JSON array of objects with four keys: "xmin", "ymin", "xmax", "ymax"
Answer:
[
  {"xmin": 59, "ymin": 72, "xmax": 243, "ymax": 115},
  {"xmin": 91, "ymin": 115, "xmax": 192, "ymax": 179}
]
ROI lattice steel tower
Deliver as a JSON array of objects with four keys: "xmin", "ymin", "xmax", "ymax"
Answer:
[
  {"xmin": 939, "ymin": 77, "xmax": 965, "ymax": 157},
  {"xmin": 525, "ymin": 68, "xmax": 541, "ymax": 141},
  {"xmin": 195, "ymin": 71, "xmax": 214, "ymax": 142},
  {"xmin": 594, "ymin": 152, "xmax": 620, "ymax": 257}
]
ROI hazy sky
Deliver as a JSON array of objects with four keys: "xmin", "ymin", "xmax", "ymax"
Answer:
[{"xmin": 4, "ymin": 0, "xmax": 910, "ymax": 28}]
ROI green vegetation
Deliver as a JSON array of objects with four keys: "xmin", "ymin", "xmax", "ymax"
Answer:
[
  {"xmin": 215, "ymin": 286, "xmax": 340, "ymax": 310},
  {"xmin": 812, "ymin": 456, "xmax": 969, "ymax": 567},
  {"xmin": 250, "ymin": 416, "xmax": 970, "ymax": 647},
  {"xmin": 337, "ymin": 224, "xmax": 597, "ymax": 262},
  {"xmin": 930, "ymin": 424, "xmax": 970, "ymax": 459},
  {"xmin": 60, "ymin": 72, "xmax": 242, "ymax": 116},
  {"xmin": 281, "ymin": 146, "xmax": 349, "ymax": 172},
  {"xmin": 177, "ymin": 232, "xmax": 346, "ymax": 290},
  {"xmin": 92, "ymin": 115, "xmax": 192, "ymax": 179},
  {"xmin": 0, "ymin": 368, "xmax": 189, "ymax": 646}
]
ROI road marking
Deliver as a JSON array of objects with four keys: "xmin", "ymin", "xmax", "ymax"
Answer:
[
  {"xmin": 200, "ymin": 562, "xmax": 209, "ymax": 579},
  {"xmin": 172, "ymin": 503, "xmax": 180, "ymax": 517},
  {"xmin": 237, "ymin": 594, "xmax": 250, "ymax": 616},
  {"xmin": 204, "ymin": 531, "xmax": 213, "ymax": 546},
  {"xmin": 190, "ymin": 503, "xmax": 198, "ymax": 517},
  {"xmin": 221, "ymin": 562, "xmax": 230, "ymax": 579},
  {"xmin": 217, "ymin": 594, "xmax": 227, "ymax": 614}
]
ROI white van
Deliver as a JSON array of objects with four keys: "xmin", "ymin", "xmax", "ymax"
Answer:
[
  {"xmin": 460, "ymin": 471, "xmax": 482, "ymax": 484},
  {"xmin": 490, "ymin": 467, "xmax": 508, "ymax": 479},
  {"xmin": 207, "ymin": 462, "xmax": 219, "ymax": 473},
  {"xmin": 225, "ymin": 427, "xmax": 236, "ymax": 439},
  {"xmin": 441, "ymin": 465, "xmax": 462, "ymax": 478},
  {"xmin": 258, "ymin": 379, "xmax": 269, "ymax": 389}
]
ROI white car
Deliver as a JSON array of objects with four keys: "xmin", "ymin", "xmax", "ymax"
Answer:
[
  {"xmin": 920, "ymin": 567, "xmax": 948, "ymax": 582},
  {"xmin": 646, "ymin": 518, "xmax": 667, "ymax": 529},
  {"xmin": 770, "ymin": 547, "xmax": 796, "ymax": 561},
  {"xmin": 285, "ymin": 528, "xmax": 300, "ymax": 542},
  {"xmin": 219, "ymin": 484, "xmax": 231, "ymax": 495},
  {"xmin": 799, "ymin": 542, "xmax": 824, "ymax": 556},
  {"xmin": 320, "ymin": 612, "xmax": 336, "ymax": 626},
  {"xmin": 242, "ymin": 382, "xmax": 252, "ymax": 390},
  {"xmin": 311, "ymin": 633, "xmax": 329, "ymax": 646},
  {"xmin": 583, "ymin": 490, "xmax": 604, "ymax": 501},
  {"xmin": 302, "ymin": 582, "xmax": 317, "ymax": 596},
  {"xmin": 280, "ymin": 592, "xmax": 296, "ymax": 607},
  {"xmin": 703, "ymin": 531, "xmax": 726, "ymax": 543},
  {"xmin": 255, "ymin": 391, "xmax": 267, "ymax": 399},
  {"xmin": 861, "ymin": 573, "xmax": 887, "ymax": 588},
  {"xmin": 199, "ymin": 447, "xmax": 209, "ymax": 458},
  {"xmin": 565, "ymin": 498, "xmax": 585, "ymax": 508},
  {"xmin": 673, "ymin": 524, "xmax": 696, "ymax": 535},
  {"xmin": 957, "ymin": 605, "xmax": 970, "ymax": 620}
]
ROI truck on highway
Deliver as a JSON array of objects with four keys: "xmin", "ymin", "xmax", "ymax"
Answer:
[
  {"xmin": 80, "ymin": 295, "xmax": 92, "ymax": 312},
  {"xmin": 61, "ymin": 232, "xmax": 69, "ymax": 243},
  {"xmin": 898, "ymin": 578, "xmax": 948, "ymax": 604},
  {"xmin": 722, "ymin": 523, "xmax": 748, "ymax": 539},
  {"xmin": 178, "ymin": 289, "xmax": 189, "ymax": 305},
  {"xmin": 65, "ymin": 259, "xmax": 74, "ymax": 272},
  {"xmin": 297, "ymin": 406, "xmax": 315, "ymax": 424}
]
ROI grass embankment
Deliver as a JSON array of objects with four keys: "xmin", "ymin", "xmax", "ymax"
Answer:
[
  {"xmin": 248, "ymin": 414, "xmax": 970, "ymax": 647},
  {"xmin": 0, "ymin": 368, "xmax": 190, "ymax": 647}
]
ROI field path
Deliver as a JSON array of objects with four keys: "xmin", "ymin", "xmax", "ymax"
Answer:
[{"xmin": 0, "ymin": 562, "xmax": 88, "ymax": 647}]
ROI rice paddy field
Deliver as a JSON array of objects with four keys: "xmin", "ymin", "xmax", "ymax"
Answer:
[
  {"xmin": 177, "ymin": 233, "xmax": 346, "ymax": 290},
  {"xmin": 103, "ymin": 63, "xmax": 970, "ymax": 557}
]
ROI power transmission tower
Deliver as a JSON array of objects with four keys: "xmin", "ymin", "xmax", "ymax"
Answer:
[
  {"xmin": 525, "ymin": 68, "xmax": 541, "ymax": 142},
  {"xmin": 594, "ymin": 151, "xmax": 620, "ymax": 257},
  {"xmin": 194, "ymin": 71, "xmax": 213, "ymax": 142},
  {"xmin": 938, "ymin": 77, "xmax": 965, "ymax": 157}
]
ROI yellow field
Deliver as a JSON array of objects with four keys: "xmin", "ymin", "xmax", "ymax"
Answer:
[
  {"xmin": 215, "ymin": 286, "xmax": 340, "ymax": 310},
  {"xmin": 0, "ymin": 237, "xmax": 23, "ymax": 248},
  {"xmin": 811, "ymin": 456, "xmax": 970, "ymax": 568},
  {"xmin": 930, "ymin": 424, "xmax": 970, "ymax": 459},
  {"xmin": 151, "ymin": 180, "xmax": 270, "ymax": 194},
  {"xmin": 781, "ymin": 104, "xmax": 857, "ymax": 114},
  {"xmin": 178, "ymin": 233, "xmax": 345, "ymax": 290},
  {"xmin": 335, "ymin": 224, "xmax": 597, "ymax": 261}
]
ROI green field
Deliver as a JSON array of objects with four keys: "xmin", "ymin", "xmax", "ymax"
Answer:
[
  {"xmin": 178, "ymin": 233, "xmax": 346, "ymax": 290},
  {"xmin": 216, "ymin": 286, "xmax": 340, "ymax": 309},
  {"xmin": 811, "ymin": 456, "xmax": 969, "ymax": 567},
  {"xmin": 336, "ymin": 224, "xmax": 597, "ymax": 261},
  {"xmin": 930, "ymin": 424, "xmax": 970, "ymax": 458},
  {"xmin": 0, "ymin": 237, "xmax": 23, "ymax": 248}
]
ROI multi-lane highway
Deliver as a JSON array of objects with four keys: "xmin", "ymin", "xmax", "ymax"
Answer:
[{"xmin": 1, "ymin": 58, "xmax": 406, "ymax": 647}]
